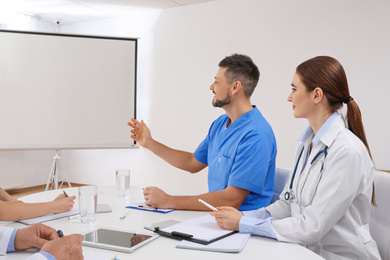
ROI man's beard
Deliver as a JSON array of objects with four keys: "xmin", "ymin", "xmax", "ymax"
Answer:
[{"xmin": 212, "ymin": 95, "xmax": 231, "ymax": 107}]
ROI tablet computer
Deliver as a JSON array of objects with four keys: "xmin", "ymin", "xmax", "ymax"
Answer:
[{"xmin": 81, "ymin": 227, "xmax": 159, "ymax": 253}]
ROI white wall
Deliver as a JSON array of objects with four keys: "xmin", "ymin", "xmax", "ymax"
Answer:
[{"xmin": 1, "ymin": 0, "xmax": 390, "ymax": 194}]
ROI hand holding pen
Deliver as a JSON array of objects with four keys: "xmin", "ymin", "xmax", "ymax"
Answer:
[
  {"xmin": 51, "ymin": 191, "xmax": 76, "ymax": 214},
  {"xmin": 209, "ymin": 206, "xmax": 242, "ymax": 231}
]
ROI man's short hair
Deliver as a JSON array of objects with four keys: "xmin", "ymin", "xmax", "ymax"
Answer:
[{"xmin": 218, "ymin": 54, "xmax": 260, "ymax": 98}]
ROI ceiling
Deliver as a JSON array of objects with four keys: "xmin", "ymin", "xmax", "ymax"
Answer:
[{"xmin": 0, "ymin": 0, "xmax": 221, "ymax": 25}]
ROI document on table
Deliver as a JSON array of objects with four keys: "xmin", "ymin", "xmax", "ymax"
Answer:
[
  {"xmin": 176, "ymin": 233, "xmax": 251, "ymax": 253},
  {"xmin": 159, "ymin": 214, "xmax": 235, "ymax": 242},
  {"xmin": 17, "ymin": 207, "xmax": 79, "ymax": 225}
]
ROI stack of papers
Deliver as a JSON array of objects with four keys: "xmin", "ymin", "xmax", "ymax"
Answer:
[
  {"xmin": 176, "ymin": 233, "xmax": 251, "ymax": 253},
  {"xmin": 154, "ymin": 215, "xmax": 250, "ymax": 252}
]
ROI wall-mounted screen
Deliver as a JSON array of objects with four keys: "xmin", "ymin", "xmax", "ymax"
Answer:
[{"xmin": 0, "ymin": 30, "xmax": 137, "ymax": 150}]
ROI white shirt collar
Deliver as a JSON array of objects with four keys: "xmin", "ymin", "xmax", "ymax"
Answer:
[{"xmin": 297, "ymin": 111, "xmax": 340, "ymax": 145}]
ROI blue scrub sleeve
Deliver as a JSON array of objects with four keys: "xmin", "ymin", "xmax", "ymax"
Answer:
[
  {"xmin": 239, "ymin": 216, "xmax": 277, "ymax": 239},
  {"xmin": 194, "ymin": 136, "xmax": 209, "ymax": 165}
]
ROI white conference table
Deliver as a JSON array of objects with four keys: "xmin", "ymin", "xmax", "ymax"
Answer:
[{"xmin": 0, "ymin": 186, "xmax": 324, "ymax": 260}]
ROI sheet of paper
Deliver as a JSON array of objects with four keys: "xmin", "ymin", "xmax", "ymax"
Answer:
[
  {"xmin": 160, "ymin": 215, "xmax": 232, "ymax": 241},
  {"xmin": 17, "ymin": 207, "xmax": 79, "ymax": 225},
  {"xmin": 176, "ymin": 233, "xmax": 251, "ymax": 253}
]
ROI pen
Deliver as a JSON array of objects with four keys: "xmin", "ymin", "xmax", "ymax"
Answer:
[
  {"xmin": 63, "ymin": 190, "xmax": 69, "ymax": 197},
  {"xmin": 57, "ymin": 230, "xmax": 64, "ymax": 238},
  {"xmin": 120, "ymin": 211, "xmax": 130, "ymax": 220},
  {"xmin": 198, "ymin": 199, "xmax": 218, "ymax": 211},
  {"xmin": 138, "ymin": 205, "xmax": 158, "ymax": 210}
]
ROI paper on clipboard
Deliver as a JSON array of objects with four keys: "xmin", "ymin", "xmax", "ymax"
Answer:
[
  {"xmin": 126, "ymin": 202, "xmax": 175, "ymax": 214},
  {"xmin": 160, "ymin": 215, "xmax": 235, "ymax": 242}
]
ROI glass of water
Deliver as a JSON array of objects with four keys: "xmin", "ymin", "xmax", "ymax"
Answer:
[
  {"xmin": 116, "ymin": 169, "xmax": 130, "ymax": 197},
  {"xmin": 78, "ymin": 186, "xmax": 98, "ymax": 223}
]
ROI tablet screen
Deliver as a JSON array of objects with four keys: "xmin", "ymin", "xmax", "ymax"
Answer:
[{"xmin": 83, "ymin": 228, "xmax": 152, "ymax": 248}]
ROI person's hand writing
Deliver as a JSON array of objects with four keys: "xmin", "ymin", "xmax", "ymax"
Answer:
[
  {"xmin": 143, "ymin": 186, "xmax": 172, "ymax": 208},
  {"xmin": 14, "ymin": 223, "xmax": 58, "ymax": 251},
  {"xmin": 127, "ymin": 119, "xmax": 153, "ymax": 148},
  {"xmin": 51, "ymin": 193, "xmax": 76, "ymax": 213},
  {"xmin": 40, "ymin": 234, "xmax": 84, "ymax": 260},
  {"xmin": 210, "ymin": 206, "xmax": 243, "ymax": 231}
]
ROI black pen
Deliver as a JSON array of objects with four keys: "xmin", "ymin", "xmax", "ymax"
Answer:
[
  {"xmin": 138, "ymin": 205, "xmax": 158, "ymax": 211},
  {"xmin": 63, "ymin": 190, "xmax": 69, "ymax": 197}
]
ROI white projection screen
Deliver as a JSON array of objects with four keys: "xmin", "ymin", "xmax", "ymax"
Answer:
[{"xmin": 0, "ymin": 30, "xmax": 137, "ymax": 150}]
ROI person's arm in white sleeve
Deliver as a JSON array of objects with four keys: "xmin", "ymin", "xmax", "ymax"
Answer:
[
  {"xmin": 242, "ymin": 207, "xmax": 271, "ymax": 219},
  {"xmin": 210, "ymin": 207, "xmax": 277, "ymax": 239},
  {"xmin": 239, "ymin": 216, "xmax": 277, "ymax": 239}
]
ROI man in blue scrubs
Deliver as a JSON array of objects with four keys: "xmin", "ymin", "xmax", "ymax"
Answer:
[{"xmin": 128, "ymin": 54, "xmax": 277, "ymax": 211}]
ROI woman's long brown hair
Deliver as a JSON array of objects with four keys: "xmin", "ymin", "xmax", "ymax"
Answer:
[{"xmin": 296, "ymin": 56, "xmax": 376, "ymax": 205}]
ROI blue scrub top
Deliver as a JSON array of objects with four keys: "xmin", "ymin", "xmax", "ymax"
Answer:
[{"xmin": 194, "ymin": 106, "xmax": 277, "ymax": 211}]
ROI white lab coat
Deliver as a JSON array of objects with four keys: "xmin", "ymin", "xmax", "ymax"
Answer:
[
  {"xmin": 0, "ymin": 226, "xmax": 49, "ymax": 260},
  {"xmin": 267, "ymin": 114, "xmax": 381, "ymax": 260}
]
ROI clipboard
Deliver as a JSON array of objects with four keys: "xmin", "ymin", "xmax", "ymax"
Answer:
[
  {"xmin": 154, "ymin": 227, "xmax": 237, "ymax": 245},
  {"xmin": 126, "ymin": 203, "xmax": 175, "ymax": 214},
  {"xmin": 153, "ymin": 215, "xmax": 237, "ymax": 245}
]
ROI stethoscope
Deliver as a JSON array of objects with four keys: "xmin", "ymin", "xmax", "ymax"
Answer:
[{"xmin": 284, "ymin": 145, "xmax": 329, "ymax": 204}]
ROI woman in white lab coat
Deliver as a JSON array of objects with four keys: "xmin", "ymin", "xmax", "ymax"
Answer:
[{"xmin": 210, "ymin": 56, "xmax": 381, "ymax": 260}]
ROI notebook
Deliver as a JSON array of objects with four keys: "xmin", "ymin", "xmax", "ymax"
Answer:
[{"xmin": 17, "ymin": 207, "xmax": 79, "ymax": 225}]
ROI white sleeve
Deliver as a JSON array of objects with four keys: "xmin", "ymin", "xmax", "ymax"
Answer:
[
  {"xmin": 266, "ymin": 197, "xmax": 292, "ymax": 219},
  {"xmin": 242, "ymin": 207, "xmax": 271, "ymax": 219},
  {"xmin": 272, "ymin": 145, "xmax": 368, "ymax": 244},
  {"xmin": 0, "ymin": 226, "xmax": 15, "ymax": 256}
]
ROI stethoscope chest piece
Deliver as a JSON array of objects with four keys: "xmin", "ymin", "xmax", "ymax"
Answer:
[
  {"xmin": 284, "ymin": 190, "xmax": 294, "ymax": 201},
  {"xmin": 284, "ymin": 191, "xmax": 290, "ymax": 201}
]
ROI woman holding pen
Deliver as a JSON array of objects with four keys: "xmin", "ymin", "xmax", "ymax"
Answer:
[
  {"xmin": 210, "ymin": 56, "xmax": 381, "ymax": 260},
  {"xmin": 0, "ymin": 187, "xmax": 75, "ymax": 221}
]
